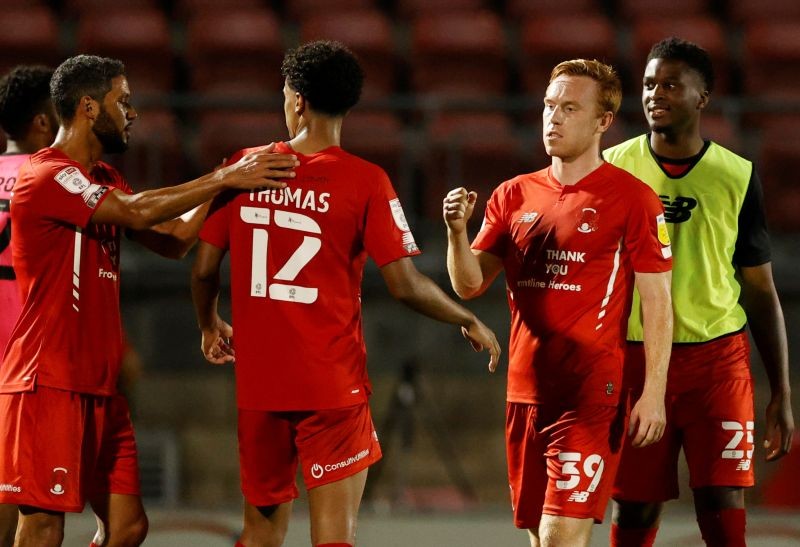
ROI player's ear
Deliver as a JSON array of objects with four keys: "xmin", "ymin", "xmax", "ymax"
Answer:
[
  {"xmin": 698, "ymin": 89, "xmax": 710, "ymax": 110},
  {"xmin": 81, "ymin": 96, "xmax": 97, "ymax": 120},
  {"xmin": 295, "ymin": 93, "xmax": 306, "ymax": 116}
]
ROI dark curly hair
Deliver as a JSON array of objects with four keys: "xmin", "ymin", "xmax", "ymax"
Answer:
[
  {"xmin": 0, "ymin": 65, "xmax": 54, "ymax": 140},
  {"xmin": 647, "ymin": 37, "xmax": 715, "ymax": 93},
  {"xmin": 281, "ymin": 41, "xmax": 363, "ymax": 116},
  {"xmin": 51, "ymin": 54, "xmax": 126, "ymax": 123}
]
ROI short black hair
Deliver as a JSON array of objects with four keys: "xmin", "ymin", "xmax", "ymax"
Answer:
[
  {"xmin": 281, "ymin": 40, "xmax": 363, "ymax": 116},
  {"xmin": 0, "ymin": 65, "xmax": 54, "ymax": 140},
  {"xmin": 647, "ymin": 37, "xmax": 714, "ymax": 93},
  {"xmin": 50, "ymin": 54, "xmax": 126, "ymax": 123}
]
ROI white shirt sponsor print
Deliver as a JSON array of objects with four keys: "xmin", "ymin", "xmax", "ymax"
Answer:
[{"xmin": 310, "ymin": 449, "xmax": 371, "ymax": 480}]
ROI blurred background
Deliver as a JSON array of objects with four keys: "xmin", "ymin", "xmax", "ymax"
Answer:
[{"xmin": 3, "ymin": 0, "xmax": 799, "ymax": 543}]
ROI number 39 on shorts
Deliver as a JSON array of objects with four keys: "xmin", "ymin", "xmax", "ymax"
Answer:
[
  {"xmin": 241, "ymin": 206, "xmax": 321, "ymax": 304},
  {"xmin": 556, "ymin": 452, "xmax": 605, "ymax": 493}
]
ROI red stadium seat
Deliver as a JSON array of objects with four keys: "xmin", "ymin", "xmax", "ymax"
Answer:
[
  {"xmin": 743, "ymin": 21, "xmax": 800, "ymax": 101},
  {"xmin": 0, "ymin": 7, "xmax": 60, "ymax": 76},
  {"xmin": 174, "ymin": 0, "xmax": 264, "ymax": 19},
  {"xmin": 629, "ymin": 17, "xmax": 730, "ymax": 95},
  {"xmin": 519, "ymin": 15, "xmax": 617, "ymax": 97},
  {"xmin": 701, "ymin": 113, "xmax": 741, "ymax": 153},
  {"xmin": 196, "ymin": 112, "xmax": 289, "ymax": 172},
  {"xmin": 410, "ymin": 12, "xmax": 508, "ymax": 98},
  {"xmin": 186, "ymin": 8, "xmax": 285, "ymax": 97},
  {"xmin": 300, "ymin": 11, "xmax": 398, "ymax": 99},
  {"xmin": 422, "ymin": 112, "xmax": 529, "ymax": 222},
  {"xmin": 64, "ymin": 0, "xmax": 158, "ymax": 15},
  {"xmin": 729, "ymin": 0, "xmax": 800, "ymax": 23},
  {"xmin": 756, "ymin": 118, "xmax": 800, "ymax": 232},
  {"xmin": 396, "ymin": 0, "xmax": 487, "ymax": 18},
  {"xmin": 341, "ymin": 111, "xmax": 409, "ymax": 194},
  {"xmin": 76, "ymin": 8, "xmax": 174, "ymax": 95},
  {"xmin": 284, "ymin": 0, "xmax": 378, "ymax": 21},
  {"xmin": 617, "ymin": 0, "xmax": 713, "ymax": 21},
  {"xmin": 506, "ymin": 0, "xmax": 602, "ymax": 18}
]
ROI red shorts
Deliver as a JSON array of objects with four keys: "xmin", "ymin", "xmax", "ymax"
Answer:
[
  {"xmin": 238, "ymin": 402, "xmax": 382, "ymax": 507},
  {"xmin": 0, "ymin": 387, "xmax": 140, "ymax": 513},
  {"xmin": 506, "ymin": 402, "xmax": 625, "ymax": 529},
  {"xmin": 613, "ymin": 332, "xmax": 755, "ymax": 502}
]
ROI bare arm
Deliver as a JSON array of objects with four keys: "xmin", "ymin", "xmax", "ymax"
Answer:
[
  {"xmin": 91, "ymin": 148, "xmax": 298, "ymax": 232},
  {"xmin": 127, "ymin": 202, "xmax": 211, "ymax": 259},
  {"xmin": 380, "ymin": 257, "xmax": 501, "ymax": 372},
  {"xmin": 443, "ymin": 188, "xmax": 503, "ymax": 298},
  {"xmin": 191, "ymin": 241, "xmax": 234, "ymax": 364},
  {"xmin": 629, "ymin": 270, "xmax": 672, "ymax": 448},
  {"xmin": 740, "ymin": 263, "xmax": 794, "ymax": 460}
]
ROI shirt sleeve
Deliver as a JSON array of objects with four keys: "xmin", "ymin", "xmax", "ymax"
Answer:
[
  {"xmin": 733, "ymin": 168, "xmax": 771, "ymax": 267},
  {"xmin": 199, "ymin": 192, "xmax": 233, "ymax": 250},
  {"xmin": 471, "ymin": 185, "xmax": 509, "ymax": 257},
  {"xmin": 35, "ymin": 161, "xmax": 114, "ymax": 229},
  {"xmin": 362, "ymin": 168, "xmax": 421, "ymax": 267},
  {"xmin": 625, "ymin": 183, "xmax": 673, "ymax": 273}
]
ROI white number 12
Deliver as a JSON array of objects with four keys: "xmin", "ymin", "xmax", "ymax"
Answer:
[{"xmin": 241, "ymin": 206, "xmax": 321, "ymax": 304}]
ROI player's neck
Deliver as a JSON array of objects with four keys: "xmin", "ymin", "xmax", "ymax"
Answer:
[
  {"xmin": 649, "ymin": 125, "xmax": 704, "ymax": 160},
  {"xmin": 51, "ymin": 125, "xmax": 104, "ymax": 169},
  {"xmin": 5, "ymin": 131, "xmax": 51, "ymax": 155},
  {"xmin": 287, "ymin": 118, "xmax": 342, "ymax": 155},
  {"xmin": 550, "ymin": 146, "xmax": 604, "ymax": 186}
]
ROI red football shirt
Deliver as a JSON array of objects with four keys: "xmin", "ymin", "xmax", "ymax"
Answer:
[
  {"xmin": 1, "ymin": 148, "xmax": 128, "ymax": 395},
  {"xmin": 200, "ymin": 143, "xmax": 421, "ymax": 411},
  {"xmin": 0, "ymin": 154, "xmax": 27, "ymax": 354},
  {"xmin": 472, "ymin": 162, "xmax": 671, "ymax": 407}
]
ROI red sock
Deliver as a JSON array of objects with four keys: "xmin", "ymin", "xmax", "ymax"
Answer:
[
  {"xmin": 610, "ymin": 523, "xmax": 658, "ymax": 547},
  {"xmin": 234, "ymin": 542, "xmax": 245, "ymax": 547},
  {"xmin": 696, "ymin": 508, "xmax": 746, "ymax": 547},
  {"xmin": 90, "ymin": 543, "xmax": 101, "ymax": 547}
]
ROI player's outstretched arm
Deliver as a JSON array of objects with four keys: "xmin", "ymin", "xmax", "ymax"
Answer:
[
  {"xmin": 191, "ymin": 240, "xmax": 234, "ymax": 365},
  {"xmin": 443, "ymin": 187, "xmax": 502, "ymax": 298},
  {"xmin": 380, "ymin": 257, "xmax": 501, "ymax": 372},
  {"xmin": 91, "ymin": 148, "xmax": 298, "ymax": 233},
  {"xmin": 127, "ymin": 145, "xmax": 293, "ymax": 258},
  {"xmin": 630, "ymin": 270, "xmax": 672, "ymax": 448},
  {"xmin": 740, "ymin": 263, "xmax": 794, "ymax": 461}
]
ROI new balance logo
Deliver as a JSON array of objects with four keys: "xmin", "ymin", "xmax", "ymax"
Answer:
[
  {"xmin": 567, "ymin": 491, "xmax": 590, "ymax": 503},
  {"xmin": 517, "ymin": 212, "xmax": 539, "ymax": 223},
  {"xmin": 736, "ymin": 460, "xmax": 752, "ymax": 471},
  {"xmin": 659, "ymin": 195, "xmax": 698, "ymax": 223}
]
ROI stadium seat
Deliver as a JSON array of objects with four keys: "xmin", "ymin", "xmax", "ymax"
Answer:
[
  {"xmin": 755, "ymin": 117, "xmax": 800, "ymax": 232},
  {"xmin": 284, "ymin": 0, "xmax": 378, "ymax": 21},
  {"xmin": 196, "ymin": 111, "xmax": 289, "ymax": 172},
  {"xmin": 64, "ymin": 0, "xmax": 158, "ymax": 15},
  {"xmin": 300, "ymin": 11, "xmax": 398, "ymax": 99},
  {"xmin": 506, "ymin": 0, "xmax": 602, "ymax": 18},
  {"xmin": 174, "ymin": 0, "xmax": 264, "ymax": 19},
  {"xmin": 701, "ymin": 113, "xmax": 741, "ymax": 153},
  {"xmin": 617, "ymin": 0, "xmax": 713, "ymax": 21},
  {"xmin": 396, "ymin": 0, "xmax": 487, "ymax": 18},
  {"xmin": 76, "ymin": 8, "xmax": 173, "ymax": 95},
  {"xmin": 341, "ymin": 110, "xmax": 410, "ymax": 197},
  {"xmin": 743, "ymin": 21, "xmax": 800, "ymax": 101},
  {"xmin": 519, "ymin": 14, "xmax": 617, "ymax": 97},
  {"xmin": 186, "ymin": 8, "xmax": 285, "ymax": 97},
  {"xmin": 421, "ymin": 112, "xmax": 529, "ymax": 223},
  {"xmin": 728, "ymin": 0, "xmax": 800, "ymax": 23},
  {"xmin": 629, "ymin": 17, "xmax": 730, "ymax": 95},
  {"xmin": 0, "ymin": 7, "xmax": 60, "ymax": 76},
  {"xmin": 410, "ymin": 12, "xmax": 508, "ymax": 98}
]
